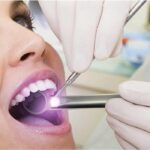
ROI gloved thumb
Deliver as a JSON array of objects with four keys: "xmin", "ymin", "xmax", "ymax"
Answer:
[{"xmin": 119, "ymin": 80, "xmax": 150, "ymax": 106}]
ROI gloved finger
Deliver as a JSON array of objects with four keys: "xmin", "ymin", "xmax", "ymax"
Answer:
[
  {"xmin": 56, "ymin": 1, "xmax": 76, "ymax": 71},
  {"xmin": 119, "ymin": 80, "xmax": 150, "ymax": 106},
  {"xmin": 106, "ymin": 98, "xmax": 150, "ymax": 133},
  {"xmin": 110, "ymin": 35, "xmax": 123, "ymax": 57},
  {"xmin": 69, "ymin": 1, "xmax": 103, "ymax": 72},
  {"xmin": 39, "ymin": 1, "xmax": 60, "ymax": 39},
  {"xmin": 115, "ymin": 133, "xmax": 137, "ymax": 150},
  {"xmin": 94, "ymin": 1, "xmax": 131, "ymax": 59},
  {"xmin": 107, "ymin": 115, "xmax": 150, "ymax": 149}
]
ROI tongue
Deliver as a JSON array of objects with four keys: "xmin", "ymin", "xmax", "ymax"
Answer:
[{"xmin": 20, "ymin": 115, "xmax": 54, "ymax": 126}]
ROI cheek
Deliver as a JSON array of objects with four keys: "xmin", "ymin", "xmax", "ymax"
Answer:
[
  {"xmin": 44, "ymin": 43, "xmax": 65, "ymax": 85},
  {"xmin": 0, "ymin": 58, "xmax": 5, "ymax": 91}
]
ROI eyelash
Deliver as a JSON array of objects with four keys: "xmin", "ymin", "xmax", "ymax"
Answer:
[{"xmin": 13, "ymin": 11, "xmax": 34, "ymax": 31}]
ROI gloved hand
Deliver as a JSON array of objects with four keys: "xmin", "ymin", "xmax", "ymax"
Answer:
[
  {"xmin": 106, "ymin": 80, "xmax": 150, "ymax": 149},
  {"xmin": 39, "ymin": 1, "xmax": 131, "ymax": 72}
]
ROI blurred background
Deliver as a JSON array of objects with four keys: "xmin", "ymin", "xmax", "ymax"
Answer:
[{"xmin": 28, "ymin": 0, "xmax": 150, "ymax": 148}]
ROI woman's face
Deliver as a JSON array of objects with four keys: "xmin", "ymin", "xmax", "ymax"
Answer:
[{"xmin": 0, "ymin": 1, "xmax": 75, "ymax": 149}]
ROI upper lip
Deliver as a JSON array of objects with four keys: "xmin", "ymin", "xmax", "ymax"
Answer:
[{"xmin": 10, "ymin": 69, "xmax": 60, "ymax": 107}]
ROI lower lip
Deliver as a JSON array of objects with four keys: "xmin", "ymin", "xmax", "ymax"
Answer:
[{"xmin": 9, "ymin": 112, "xmax": 71, "ymax": 136}]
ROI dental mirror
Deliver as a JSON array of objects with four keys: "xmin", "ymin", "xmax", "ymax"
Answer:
[{"xmin": 23, "ymin": 92, "xmax": 48, "ymax": 115}]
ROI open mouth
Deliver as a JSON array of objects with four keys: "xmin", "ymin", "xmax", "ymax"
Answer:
[{"xmin": 9, "ymin": 78, "xmax": 64, "ymax": 127}]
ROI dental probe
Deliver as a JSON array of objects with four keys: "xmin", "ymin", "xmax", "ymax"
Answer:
[
  {"xmin": 126, "ymin": 0, "xmax": 147, "ymax": 22},
  {"xmin": 50, "ymin": 94, "xmax": 121, "ymax": 109},
  {"xmin": 55, "ymin": 72, "xmax": 80, "ymax": 96},
  {"xmin": 56, "ymin": 0, "xmax": 147, "ymax": 96}
]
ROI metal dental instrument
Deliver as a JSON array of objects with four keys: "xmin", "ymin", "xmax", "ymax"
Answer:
[
  {"xmin": 56, "ymin": 0, "xmax": 147, "ymax": 96},
  {"xmin": 23, "ymin": 93, "xmax": 121, "ymax": 114},
  {"xmin": 55, "ymin": 72, "xmax": 80, "ymax": 96},
  {"xmin": 50, "ymin": 94, "xmax": 121, "ymax": 109}
]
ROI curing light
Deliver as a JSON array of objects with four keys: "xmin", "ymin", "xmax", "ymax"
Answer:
[{"xmin": 49, "ymin": 96, "xmax": 60, "ymax": 108}]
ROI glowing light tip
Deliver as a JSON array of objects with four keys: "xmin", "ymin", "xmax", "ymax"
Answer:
[{"xmin": 49, "ymin": 97, "xmax": 60, "ymax": 108}]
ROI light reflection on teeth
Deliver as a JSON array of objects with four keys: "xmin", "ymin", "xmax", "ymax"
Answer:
[
  {"xmin": 29, "ymin": 83, "xmax": 38, "ymax": 93},
  {"xmin": 36, "ymin": 80, "xmax": 46, "ymax": 91},
  {"xmin": 21, "ymin": 87, "xmax": 30, "ymax": 97},
  {"xmin": 11, "ymin": 79, "xmax": 57, "ymax": 107},
  {"xmin": 45, "ymin": 79, "xmax": 56, "ymax": 90},
  {"xmin": 11, "ymin": 100, "xmax": 18, "ymax": 106},
  {"xmin": 16, "ymin": 94, "xmax": 25, "ymax": 102}
]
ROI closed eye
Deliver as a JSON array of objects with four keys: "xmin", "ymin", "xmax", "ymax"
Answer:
[
  {"xmin": 13, "ymin": 11, "xmax": 34, "ymax": 30},
  {"xmin": 10, "ymin": 1, "xmax": 34, "ymax": 30}
]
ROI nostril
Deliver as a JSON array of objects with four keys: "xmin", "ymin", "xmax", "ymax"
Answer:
[{"xmin": 20, "ymin": 52, "xmax": 35, "ymax": 61}]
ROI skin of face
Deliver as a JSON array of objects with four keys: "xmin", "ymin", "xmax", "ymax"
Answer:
[{"xmin": 0, "ymin": 1, "xmax": 75, "ymax": 149}]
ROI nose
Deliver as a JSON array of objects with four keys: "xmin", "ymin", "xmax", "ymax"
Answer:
[
  {"xmin": 9, "ymin": 36, "xmax": 45, "ymax": 67},
  {"xmin": 7, "ymin": 22, "xmax": 45, "ymax": 67}
]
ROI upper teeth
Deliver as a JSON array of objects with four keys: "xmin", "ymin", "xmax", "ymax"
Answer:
[{"xmin": 11, "ymin": 79, "xmax": 57, "ymax": 106}]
